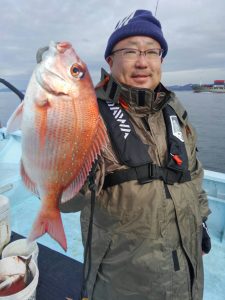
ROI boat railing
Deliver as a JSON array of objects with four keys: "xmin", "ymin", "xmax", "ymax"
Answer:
[{"xmin": 204, "ymin": 170, "xmax": 225, "ymax": 243}]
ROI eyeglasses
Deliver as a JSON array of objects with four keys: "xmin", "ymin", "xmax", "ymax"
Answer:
[{"xmin": 111, "ymin": 48, "xmax": 164, "ymax": 60}]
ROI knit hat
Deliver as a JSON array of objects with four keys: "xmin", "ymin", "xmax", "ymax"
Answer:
[{"xmin": 104, "ymin": 9, "xmax": 168, "ymax": 59}]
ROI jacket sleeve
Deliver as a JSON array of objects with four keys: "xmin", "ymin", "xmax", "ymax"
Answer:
[{"xmin": 186, "ymin": 122, "xmax": 211, "ymax": 220}]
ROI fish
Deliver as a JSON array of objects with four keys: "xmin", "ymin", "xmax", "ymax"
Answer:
[
  {"xmin": 0, "ymin": 273, "xmax": 24, "ymax": 292},
  {"xmin": 0, "ymin": 256, "xmax": 32, "ymax": 296},
  {"xmin": 18, "ymin": 256, "xmax": 33, "ymax": 286},
  {"xmin": 7, "ymin": 41, "xmax": 108, "ymax": 251},
  {"xmin": 0, "ymin": 273, "xmax": 26, "ymax": 296}
]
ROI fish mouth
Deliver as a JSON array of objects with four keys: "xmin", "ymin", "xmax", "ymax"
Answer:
[
  {"xmin": 48, "ymin": 41, "xmax": 72, "ymax": 54},
  {"xmin": 35, "ymin": 41, "xmax": 76, "ymax": 96},
  {"xmin": 56, "ymin": 42, "xmax": 72, "ymax": 53},
  {"xmin": 36, "ymin": 42, "xmax": 72, "ymax": 64}
]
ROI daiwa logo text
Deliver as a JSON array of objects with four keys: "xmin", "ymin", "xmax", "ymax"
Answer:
[{"xmin": 107, "ymin": 102, "xmax": 131, "ymax": 139}]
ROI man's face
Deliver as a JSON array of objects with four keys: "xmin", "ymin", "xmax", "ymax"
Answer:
[{"xmin": 107, "ymin": 36, "xmax": 163, "ymax": 90}]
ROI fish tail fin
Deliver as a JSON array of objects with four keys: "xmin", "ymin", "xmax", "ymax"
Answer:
[{"xmin": 28, "ymin": 209, "xmax": 67, "ymax": 251}]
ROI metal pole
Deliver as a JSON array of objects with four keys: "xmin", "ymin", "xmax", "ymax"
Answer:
[{"xmin": 155, "ymin": 0, "xmax": 160, "ymax": 16}]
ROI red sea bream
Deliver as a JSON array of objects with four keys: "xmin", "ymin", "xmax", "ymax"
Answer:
[{"xmin": 7, "ymin": 41, "xmax": 108, "ymax": 251}]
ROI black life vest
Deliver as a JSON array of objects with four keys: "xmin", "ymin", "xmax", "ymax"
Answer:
[{"xmin": 98, "ymin": 99, "xmax": 191, "ymax": 188}]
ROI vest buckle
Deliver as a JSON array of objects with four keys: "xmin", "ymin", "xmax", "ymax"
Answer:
[{"xmin": 135, "ymin": 163, "xmax": 154, "ymax": 184}]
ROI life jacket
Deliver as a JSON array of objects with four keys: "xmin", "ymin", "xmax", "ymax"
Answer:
[{"xmin": 98, "ymin": 98, "xmax": 191, "ymax": 188}]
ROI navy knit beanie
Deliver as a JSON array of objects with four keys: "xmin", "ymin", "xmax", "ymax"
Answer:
[{"xmin": 104, "ymin": 10, "xmax": 168, "ymax": 59}]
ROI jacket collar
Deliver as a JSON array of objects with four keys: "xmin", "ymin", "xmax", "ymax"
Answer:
[{"xmin": 96, "ymin": 68, "xmax": 171, "ymax": 113}]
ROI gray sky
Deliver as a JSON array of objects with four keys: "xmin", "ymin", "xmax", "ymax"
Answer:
[{"xmin": 1, "ymin": 0, "xmax": 225, "ymax": 89}]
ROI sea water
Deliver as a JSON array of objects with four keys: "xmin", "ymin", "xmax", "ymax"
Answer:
[
  {"xmin": 177, "ymin": 91, "xmax": 225, "ymax": 173},
  {"xmin": 1, "ymin": 90, "xmax": 225, "ymax": 172}
]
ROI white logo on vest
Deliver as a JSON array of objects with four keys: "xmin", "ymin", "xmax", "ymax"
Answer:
[
  {"xmin": 107, "ymin": 102, "xmax": 131, "ymax": 139},
  {"xmin": 170, "ymin": 115, "xmax": 184, "ymax": 142}
]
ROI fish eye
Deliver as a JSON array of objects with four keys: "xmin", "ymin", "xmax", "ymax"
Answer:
[{"xmin": 70, "ymin": 64, "xmax": 85, "ymax": 78}]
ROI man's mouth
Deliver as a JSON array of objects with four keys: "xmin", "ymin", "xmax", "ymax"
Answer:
[{"xmin": 132, "ymin": 74, "xmax": 149, "ymax": 78}]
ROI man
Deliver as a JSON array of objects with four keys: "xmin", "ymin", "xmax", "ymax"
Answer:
[{"xmin": 61, "ymin": 9, "xmax": 211, "ymax": 300}]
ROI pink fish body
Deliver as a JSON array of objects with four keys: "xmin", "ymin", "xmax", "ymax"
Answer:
[{"xmin": 7, "ymin": 41, "xmax": 108, "ymax": 251}]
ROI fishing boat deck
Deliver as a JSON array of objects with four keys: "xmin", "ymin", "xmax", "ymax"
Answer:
[
  {"xmin": 4, "ymin": 177, "xmax": 225, "ymax": 300},
  {"xmin": 10, "ymin": 232, "xmax": 83, "ymax": 300}
]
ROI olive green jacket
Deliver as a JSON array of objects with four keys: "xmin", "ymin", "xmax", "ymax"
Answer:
[{"xmin": 60, "ymin": 71, "xmax": 210, "ymax": 300}]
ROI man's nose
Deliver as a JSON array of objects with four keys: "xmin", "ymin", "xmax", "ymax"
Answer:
[{"xmin": 135, "ymin": 54, "xmax": 148, "ymax": 67}]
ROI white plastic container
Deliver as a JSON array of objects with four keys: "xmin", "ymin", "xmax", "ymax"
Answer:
[
  {"xmin": 0, "ymin": 195, "xmax": 11, "ymax": 254},
  {"xmin": 2, "ymin": 239, "xmax": 39, "ymax": 264},
  {"xmin": 0, "ymin": 256, "xmax": 39, "ymax": 300}
]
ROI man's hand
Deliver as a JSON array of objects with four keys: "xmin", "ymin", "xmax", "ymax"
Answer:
[{"xmin": 202, "ymin": 221, "xmax": 211, "ymax": 254}]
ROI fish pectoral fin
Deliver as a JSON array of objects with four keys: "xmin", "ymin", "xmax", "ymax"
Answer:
[
  {"xmin": 6, "ymin": 102, "xmax": 24, "ymax": 133},
  {"xmin": 35, "ymin": 97, "xmax": 50, "ymax": 107},
  {"xmin": 28, "ymin": 209, "xmax": 67, "ymax": 251}
]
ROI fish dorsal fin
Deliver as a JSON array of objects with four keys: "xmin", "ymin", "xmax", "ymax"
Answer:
[
  {"xmin": 61, "ymin": 117, "xmax": 108, "ymax": 203},
  {"xmin": 6, "ymin": 102, "xmax": 24, "ymax": 133},
  {"xmin": 20, "ymin": 160, "xmax": 39, "ymax": 196}
]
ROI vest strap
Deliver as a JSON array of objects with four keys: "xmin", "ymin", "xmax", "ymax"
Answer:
[{"xmin": 103, "ymin": 163, "xmax": 191, "ymax": 189}]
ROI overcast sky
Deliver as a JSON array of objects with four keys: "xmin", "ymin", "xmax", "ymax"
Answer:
[{"xmin": 1, "ymin": 0, "xmax": 225, "ymax": 89}]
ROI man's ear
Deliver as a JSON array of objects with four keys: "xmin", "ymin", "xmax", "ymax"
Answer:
[{"xmin": 106, "ymin": 56, "xmax": 113, "ymax": 68}]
